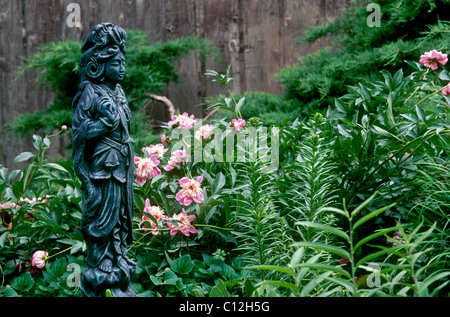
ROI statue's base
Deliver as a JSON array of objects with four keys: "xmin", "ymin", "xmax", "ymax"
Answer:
[
  {"xmin": 110, "ymin": 285, "xmax": 137, "ymax": 297},
  {"xmin": 81, "ymin": 284, "xmax": 137, "ymax": 297},
  {"xmin": 80, "ymin": 262, "xmax": 137, "ymax": 297}
]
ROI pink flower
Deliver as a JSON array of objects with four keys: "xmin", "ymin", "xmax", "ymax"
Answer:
[
  {"xmin": 175, "ymin": 175, "xmax": 204, "ymax": 206},
  {"xmin": 164, "ymin": 150, "xmax": 190, "ymax": 172},
  {"xmin": 19, "ymin": 197, "xmax": 38, "ymax": 205},
  {"xmin": 61, "ymin": 125, "xmax": 68, "ymax": 131},
  {"xmin": 442, "ymin": 83, "xmax": 450, "ymax": 96},
  {"xmin": 168, "ymin": 112, "xmax": 196, "ymax": 129},
  {"xmin": 142, "ymin": 199, "xmax": 165, "ymax": 235},
  {"xmin": 161, "ymin": 134, "xmax": 169, "ymax": 145},
  {"xmin": 0, "ymin": 202, "xmax": 16, "ymax": 210},
  {"xmin": 31, "ymin": 250, "xmax": 48, "ymax": 269},
  {"xmin": 143, "ymin": 198, "xmax": 165, "ymax": 221},
  {"xmin": 142, "ymin": 217, "xmax": 159, "ymax": 235},
  {"xmin": 142, "ymin": 144, "xmax": 168, "ymax": 158},
  {"xmin": 134, "ymin": 154, "xmax": 161, "ymax": 185},
  {"xmin": 229, "ymin": 118, "xmax": 246, "ymax": 131},
  {"xmin": 167, "ymin": 209, "xmax": 197, "ymax": 236},
  {"xmin": 419, "ymin": 50, "xmax": 448, "ymax": 70},
  {"xmin": 195, "ymin": 124, "xmax": 214, "ymax": 141}
]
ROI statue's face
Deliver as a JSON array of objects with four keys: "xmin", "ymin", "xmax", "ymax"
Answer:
[{"xmin": 104, "ymin": 51, "xmax": 125, "ymax": 84}]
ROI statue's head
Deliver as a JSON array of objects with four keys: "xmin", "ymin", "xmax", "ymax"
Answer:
[{"xmin": 79, "ymin": 23, "xmax": 127, "ymax": 84}]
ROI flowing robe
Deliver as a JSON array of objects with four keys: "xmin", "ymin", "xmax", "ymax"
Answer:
[{"xmin": 72, "ymin": 81, "xmax": 135, "ymax": 295}]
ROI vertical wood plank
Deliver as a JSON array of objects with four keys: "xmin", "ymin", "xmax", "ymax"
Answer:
[{"xmin": 0, "ymin": 0, "xmax": 348, "ymax": 167}]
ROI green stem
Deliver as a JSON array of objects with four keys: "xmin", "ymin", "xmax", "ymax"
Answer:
[
  {"xmin": 415, "ymin": 84, "xmax": 449, "ymax": 107},
  {"xmin": 180, "ymin": 135, "xmax": 193, "ymax": 178},
  {"xmin": 403, "ymin": 68, "xmax": 430, "ymax": 106},
  {"xmin": 347, "ymin": 208, "xmax": 357, "ymax": 296},
  {"xmin": 46, "ymin": 127, "xmax": 65, "ymax": 139},
  {"xmin": 47, "ymin": 246, "xmax": 72, "ymax": 260},
  {"xmin": 404, "ymin": 86, "xmax": 421, "ymax": 106},
  {"xmin": 22, "ymin": 142, "xmax": 46, "ymax": 195},
  {"xmin": 128, "ymin": 227, "xmax": 172, "ymax": 252},
  {"xmin": 195, "ymin": 224, "xmax": 235, "ymax": 231},
  {"xmin": 227, "ymin": 86, "xmax": 243, "ymax": 119}
]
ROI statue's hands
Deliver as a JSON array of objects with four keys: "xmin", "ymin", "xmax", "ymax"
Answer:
[{"xmin": 97, "ymin": 97, "xmax": 119, "ymax": 125}]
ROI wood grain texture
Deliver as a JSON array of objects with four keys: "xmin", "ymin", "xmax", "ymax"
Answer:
[{"xmin": 0, "ymin": 0, "xmax": 349, "ymax": 167}]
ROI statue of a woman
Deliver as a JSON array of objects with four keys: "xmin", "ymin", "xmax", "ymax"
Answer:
[{"xmin": 72, "ymin": 23, "xmax": 136, "ymax": 297}]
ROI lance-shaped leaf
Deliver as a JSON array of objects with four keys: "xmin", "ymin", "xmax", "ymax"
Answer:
[
  {"xmin": 296, "ymin": 221, "xmax": 350, "ymax": 242},
  {"xmin": 247, "ymin": 265, "xmax": 296, "ymax": 278},
  {"xmin": 292, "ymin": 241, "xmax": 351, "ymax": 260},
  {"xmin": 352, "ymin": 203, "xmax": 395, "ymax": 231}
]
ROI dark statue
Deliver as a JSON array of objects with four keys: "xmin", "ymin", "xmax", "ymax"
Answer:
[{"xmin": 72, "ymin": 23, "xmax": 136, "ymax": 297}]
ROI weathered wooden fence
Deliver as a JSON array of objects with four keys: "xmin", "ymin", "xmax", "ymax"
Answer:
[{"xmin": 0, "ymin": 0, "xmax": 348, "ymax": 167}]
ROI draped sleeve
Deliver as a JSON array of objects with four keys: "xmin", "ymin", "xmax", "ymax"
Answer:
[{"xmin": 72, "ymin": 82, "xmax": 120, "ymax": 220}]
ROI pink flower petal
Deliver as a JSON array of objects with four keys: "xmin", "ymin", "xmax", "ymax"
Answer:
[
  {"xmin": 179, "ymin": 177, "xmax": 191, "ymax": 186},
  {"xmin": 137, "ymin": 177, "xmax": 147, "ymax": 185}
]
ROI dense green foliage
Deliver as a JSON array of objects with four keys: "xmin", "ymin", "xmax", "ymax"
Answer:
[
  {"xmin": 239, "ymin": 0, "xmax": 450, "ymax": 124},
  {"xmin": 2, "ymin": 0, "xmax": 450, "ymax": 298}
]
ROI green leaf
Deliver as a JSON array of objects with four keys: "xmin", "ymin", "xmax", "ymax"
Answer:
[
  {"xmin": 354, "ymin": 225, "xmax": 404, "ymax": 252},
  {"xmin": 439, "ymin": 69, "xmax": 450, "ymax": 81},
  {"xmin": 372, "ymin": 126, "xmax": 401, "ymax": 141},
  {"xmin": 43, "ymin": 137, "xmax": 51, "ymax": 149},
  {"xmin": 170, "ymin": 254, "xmax": 194, "ymax": 275},
  {"xmin": 290, "ymin": 247, "xmax": 305, "ymax": 267},
  {"xmin": 387, "ymin": 92, "xmax": 395, "ymax": 126},
  {"xmin": 8, "ymin": 169, "xmax": 21, "ymax": 184},
  {"xmin": 294, "ymin": 263, "xmax": 351, "ymax": 279},
  {"xmin": 351, "ymin": 191, "xmax": 378, "ymax": 219},
  {"xmin": 217, "ymin": 262, "xmax": 235, "ymax": 279},
  {"xmin": 46, "ymin": 258, "xmax": 68, "ymax": 278},
  {"xmin": 337, "ymin": 124, "xmax": 352, "ymax": 138},
  {"xmin": 418, "ymin": 272, "xmax": 450, "ymax": 296},
  {"xmin": 352, "ymin": 203, "xmax": 395, "ymax": 231},
  {"xmin": 10, "ymin": 272, "xmax": 34, "ymax": 293},
  {"xmin": 324, "ymin": 276, "xmax": 355, "ymax": 293},
  {"xmin": 32, "ymin": 135, "xmax": 43, "ymax": 150},
  {"xmin": 300, "ymin": 271, "xmax": 333, "ymax": 296},
  {"xmin": 57, "ymin": 238, "xmax": 85, "ymax": 254},
  {"xmin": 235, "ymin": 97, "xmax": 245, "ymax": 113},
  {"xmin": 214, "ymin": 172, "xmax": 226, "ymax": 194},
  {"xmin": 210, "ymin": 279, "xmax": 230, "ymax": 297},
  {"xmin": 205, "ymin": 69, "xmax": 220, "ymax": 77},
  {"xmin": 13, "ymin": 152, "xmax": 35, "ymax": 164},
  {"xmin": 105, "ymin": 289, "xmax": 114, "ymax": 297},
  {"xmin": 21, "ymin": 162, "xmax": 35, "ymax": 192},
  {"xmin": 355, "ymin": 245, "xmax": 407, "ymax": 268},
  {"xmin": 149, "ymin": 275, "xmax": 164, "ymax": 286},
  {"xmin": 3, "ymin": 286, "xmax": 19, "ymax": 297},
  {"xmin": 164, "ymin": 268, "xmax": 180, "ymax": 285},
  {"xmin": 292, "ymin": 241, "xmax": 351, "ymax": 259},
  {"xmin": 415, "ymin": 105, "xmax": 426, "ymax": 124},
  {"xmin": 0, "ymin": 232, "xmax": 8, "ymax": 248},
  {"xmin": 247, "ymin": 265, "xmax": 295, "ymax": 278},
  {"xmin": 296, "ymin": 221, "xmax": 350, "ymax": 242},
  {"xmin": 257, "ymin": 280, "xmax": 300, "ymax": 294},
  {"xmin": 44, "ymin": 162, "xmax": 69, "ymax": 173},
  {"xmin": 318, "ymin": 206, "xmax": 349, "ymax": 218}
]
